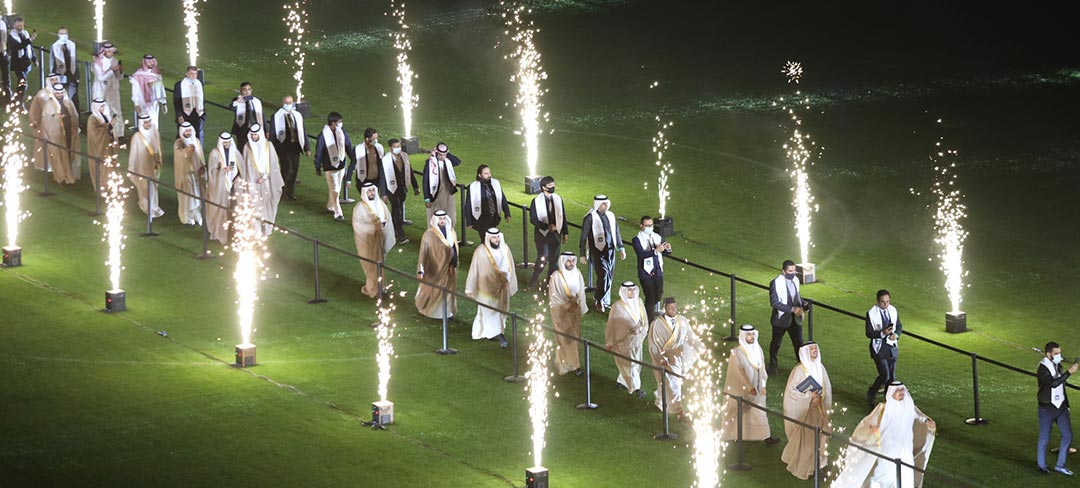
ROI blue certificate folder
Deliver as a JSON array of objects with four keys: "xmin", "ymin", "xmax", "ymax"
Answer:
[{"xmin": 796, "ymin": 376, "xmax": 822, "ymax": 394}]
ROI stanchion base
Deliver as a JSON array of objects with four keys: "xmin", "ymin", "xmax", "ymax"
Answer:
[
  {"xmin": 727, "ymin": 463, "xmax": 752, "ymax": 471},
  {"xmin": 964, "ymin": 417, "xmax": 988, "ymax": 426},
  {"xmin": 576, "ymin": 402, "xmax": 599, "ymax": 410},
  {"xmin": 38, "ymin": 191, "xmax": 56, "ymax": 197},
  {"xmin": 585, "ymin": 287, "xmax": 595, "ymax": 293},
  {"xmin": 307, "ymin": 298, "xmax": 328, "ymax": 304},
  {"xmin": 516, "ymin": 261, "xmax": 534, "ymax": 269},
  {"xmin": 141, "ymin": 232, "xmax": 160, "ymax": 238},
  {"xmin": 435, "ymin": 348, "xmax": 458, "ymax": 355},
  {"xmin": 653, "ymin": 432, "xmax": 678, "ymax": 441},
  {"xmin": 88, "ymin": 210, "xmax": 102, "ymax": 217},
  {"xmin": 722, "ymin": 335, "xmax": 738, "ymax": 342},
  {"xmin": 195, "ymin": 251, "xmax": 216, "ymax": 260},
  {"xmin": 2, "ymin": 246, "xmax": 22, "ymax": 267},
  {"xmin": 339, "ymin": 199, "xmax": 356, "ymax": 204},
  {"xmin": 503, "ymin": 375, "xmax": 526, "ymax": 383}
]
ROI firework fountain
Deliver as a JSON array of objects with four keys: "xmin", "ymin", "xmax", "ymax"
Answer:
[
  {"xmin": 929, "ymin": 131, "xmax": 968, "ymax": 333},
  {"xmin": 500, "ymin": 1, "xmax": 549, "ymax": 194},
  {"xmin": 780, "ymin": 61, "xmax": 819, "ymax": 283},
  {"xmin": 650, "ymin": 81, "xmax": 675, "ymax": 236},
  {"xmin": 101, "ymin": 147, "xmax": 128, "ymax": 310},
  {"xmin": 91, "ymin": 0, "xmax": 105, "ymax": 41},
  {"xmin": 232, "ymin": 181, "xmax": 268, "ymax": 367},
  {"xmin": 2, "ymin": 100, "xmax": 30, "ymax": 267},
  {"xmin": 685, "ymin": 286, "xmax": 724, "ymax": 487},
  {"xmin": 389, "ymin": 0, "xmax": 420, "ymax": 154},
  {"xmin": 282, "ymin": 0, "xmax": 312, "ymax": 115},
  {"xmin": 182, "ymin": 0, "xmax": 203, "ymax": 80},
  {"xmin": 365, "ymin": 291, "xmax": 398, "ymax": 429},
  {"xmin": 524, "ymin": 308, "xmax": 553, "ymax": 487}
]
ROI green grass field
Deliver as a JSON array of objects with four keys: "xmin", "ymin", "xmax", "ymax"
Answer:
[{"xmin": 4, "ymin": 0, "xmax": 1079, "ymax": 486}]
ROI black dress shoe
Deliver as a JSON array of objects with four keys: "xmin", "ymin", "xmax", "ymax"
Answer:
[
  {"xmin": 1038, "ymin": 467, "xmax": 1050, "ymax": 474},
  {"xmin": 335, "ymin": 215, "xmax": 344, "ymax": 222},
  {"xmin": 615, "ymin": 382, "xmax": 628, "ymax": 391},
  {"xmin": 574, "ymin": 368, "xmax": 584, "ymax": 377},
  {"xmin": 764, "ymin": 437, "xmax": 781, "ymax": 447},
  {"xmin": 635, "ymin": 389, "xmax": 646, "ymax": 399},
  {"xmin": 766, "ymin": 364, "xmax": 778, "ymax": 376}
]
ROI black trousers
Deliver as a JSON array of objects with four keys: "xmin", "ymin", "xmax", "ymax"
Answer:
[
  {"xmin": 768, "ymin": 315, "xmax": 803, "ymax": 366},
  {"xmin": 529, "ymin": 232, "xmax": 561, "ymax": 284},
  {"xmin": 640, "ymin": 275, "xmax": 663, "ymax": 325},
  {"xmin": 0, "ymin": 55, "xmax": 9, "ymax": 104},
  {"xmin": 388, "ymin": 190, "xmax": 406, "ymax": 238},
  {"xmin": 278, "ymin": 145, "xmax": 301, "ymax": 197},
  {"xmin": 868, "ymin": 354, "xmax": 896, "ymax": 397},
  {"xmin": 12, "ymin": 61, "xmax": 31, "ymax": 100}
]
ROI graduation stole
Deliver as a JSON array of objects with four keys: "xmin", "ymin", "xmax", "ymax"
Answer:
[
  {"xmin": 555, "ymin": 269, "xmax": 577, "ymax": 301},
  {"xmin": 362, "ymin": 196, "xmax": 386, "ymax": 224},
  {"xmin": 482, "ymin": 244, "xmax": 509, "ymax": 275},
  {"xmin": 661, "ymin": 316, "xmax": 681, "ymax": 351},
  {"xmin": 739, "ymin": 344, "xmax": 764, "ymax": 370}
]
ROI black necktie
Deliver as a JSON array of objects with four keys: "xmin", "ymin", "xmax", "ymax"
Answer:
[
  {"xmin": 547, "ymin": 197, "xmax": 555, "ymax": 223},
  {"xmin": 245, "ymin": 100, "xmax": 254, "ymax": 126},
  {"xmin": 881, "ymin": 309, "xmax": 890, "ymax": 327}
]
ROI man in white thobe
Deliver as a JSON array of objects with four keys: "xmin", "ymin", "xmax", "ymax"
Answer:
[{"xmin": 465, "ymin": 228, "xmax": 518, "ymax": 348}]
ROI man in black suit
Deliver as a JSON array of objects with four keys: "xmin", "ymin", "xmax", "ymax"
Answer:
[
  {"xmin": 1037, "ymin": 341, "xmax": 1078, "ymax": 475},
  {"xmin": 767, "ymin": 259, "xmax": 808, "ymax": 375},
  {"xmin": 526, "ymin": 176, "xmax": 567, "ymax": 286},
  {"xmin": 6, "ymin": 17, "xmax": 37, "ymax": 102},
  {"xmin": 865, "ymin": 289, "xmax": 902, "ymax": 408},
  {"xmin": 173, "ymin": 66, "xmax": 205, "ymax": 143}
]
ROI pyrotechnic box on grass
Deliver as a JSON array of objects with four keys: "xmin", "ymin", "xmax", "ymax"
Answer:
[
  {"xmin": 295, "ymin": 100, "xmax": 311, "ymax": 118},
  {"xmin": 946, "ymin": 311, "xmax": 967, "ymax": 334},
  {"xmin": 654, "ymin": 217, "xmax": 674, "ymax": 237},
  {"xmin": 796, "ymin": 262, "xmax": 816, "ymax": 284},
  {"xmin": 235, "ymin": 343, "xmax": 257, "ymax": 367},
  {"xmin": 524, "ymin": 176, "xmax": 543, "ymax": 195},
  {"xmin": 525, "ymin": 466, "xmax": 548, "ymax": 488},
  {"xmin": 402, "ymin": 137, "xmax": 421, "ymax": 156},
  {"xmin": 105, "ymin": 289, "xmax": 126, "ymax": 312},
  {"xmin": 371, "ymin": 400, "xmax": 394, "ymax": 425},
  {"xmin": 2, "ymin": 246, "xmax": 21, "ymax": 267}
]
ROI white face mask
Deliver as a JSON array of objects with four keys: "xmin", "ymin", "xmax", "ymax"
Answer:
[
  {"xmin": 59, "ymin": 34, "xmax": 69, "ymax": 43},
  {"xmin": 643, "ymin": 226, "xmax": 654, "ymax": 234},
  {"xmin": 284, "ymin": 104, "xmax": 294, "ymax": 111},
  {"xmin": 1053, "ymin": 353, "xmax": 1064, "ymax": 364},
  {"xmin": 391, "ymin": 147, "xmax": 402, "ymax": 155}
]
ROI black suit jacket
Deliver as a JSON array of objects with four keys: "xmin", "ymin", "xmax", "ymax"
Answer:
[
  {"xmin": 1038, "ymin": 362, "xmax": 1071, "ymax": 408},
  {"xmin": 864, "ymin": 310, "xmax": 902, "ymax": 359}
]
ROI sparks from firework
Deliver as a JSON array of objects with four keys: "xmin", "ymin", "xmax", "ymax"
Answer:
[
  {"xmin": 231, "ymin": 180, "xmax": 269, "ymax": 346},
  {"xmin": 100, "ymin": 146, "xmax": 128, "ymax": 291},
  {"xmin": 2, "ymin": 100, "xmax": 31, "ymax": 250},
  {"xmin": 682, "ymin": 285, "xmax": 725, "ymax": 488},
  {"xmin": 782, "ymin": 61, "xmax": 803, "ymax": 84},
  {"xmin": 90, "ymin": 0, "xmax": 106, "ymax": 41},
  {"xmin": 524, "ymin": 301, "xmax": 554, "ymax": 468},
  {"xmin": 282, "ymin": 0, "xmax": 311, "ymax": 101},
  {"xmin": 182, "ymin": 0, "xmax": 202, "ymax": 66},
  {"xmin": 929, "ymin": 134, "xmax": 967, "ymax": 313},
  {"xmin": 388, "ymin": 0, "xmax": 418, "ymax": 139},
  {"xmin": 649, "ymin": 80, "xmax": 674, "ymax": 219},
  {"xmin": 3, "ymin": 1, "xmax": 10, "ymax": 15},
  {"xmin": 375, "ymin": 286, "xmax": 397, "ymax": 402},
  {"xmin": 500, "ymin": 1, "xmax": 549, "ymax": 177},
  {"xmin": 779, "ymin": 63, "xmax": 820, "ymax": 265}
]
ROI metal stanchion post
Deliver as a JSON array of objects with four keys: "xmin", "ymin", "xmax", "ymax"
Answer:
[
  {"xmin": 377, "ymin": 260, "xmax": 385, "ymax": 297},
  {"xmin": 576, "ymin": 341, "xmax": 598, "ymax": 410},
  {"xmin": 435, "ymin": 286, "xmax": 457, "ymax": 355},
  {"xmin": 516, "ymin": 206, "xmax": 532, "ymax": 269},
  {"xmin": 458, "ymin": 188, "xmax": 471, "ymax": 246},
  {"xmin": 807, "ymin": 298, "xmax": 815, "ymax": 342},
  {"xmin": 91, "ymin": 157, "xmax": 102, "ymax": 216},
  {"xmin": 141, "ymin": 180, "xmax": 159, "ymax": 237},
  {"xmin": 727, "ymin": 395, "xmax": 751, "ymax": 470},
  {"xmin": 307, "ymin": 238, "xmax": 327, "ymax": 304},
  {"xmin": 503, "ymin": 314, "xmax": 525, "ymax": 381},
  {"xmin": 585, "ymin": 259, "xmax": 595, "ymax": 293},
  {"xmin": 39, "ymin": 149, "xmax": 55, "ymax": 197},
  {"xmin": 195, "ymin": 180, "xmax": 213, "ymax": 259},
  {"xmin": 895, "ymin": 458, "xmax": 903, "ymax": 487},
  {"xmin": 813, "ymin": 425, "xmax": 822, "ymax": 487},
  {"xmin": 723, "ymin": 274, "xmax": 738, "ymax": 341},
  {"xmin": 653, "ymin": 373, "xmax": 677, "ymax": 440},
  {"xmin": 965, "ymin": 353, "xmax": 988, "ymax": 425}
]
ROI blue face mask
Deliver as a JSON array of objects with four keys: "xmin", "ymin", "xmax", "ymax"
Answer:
[{"xmin": 1053, "ymin": 353, "xmax": 1064, "ymax": 364}]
